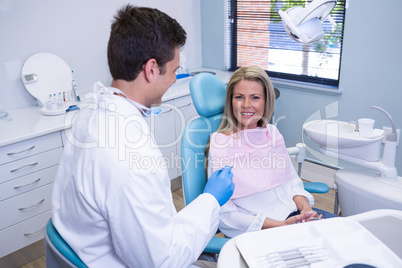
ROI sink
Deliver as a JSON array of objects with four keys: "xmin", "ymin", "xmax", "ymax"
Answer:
[{"xmin": 303, "ymin": 120, "xmax": 385, "ymax": 162}]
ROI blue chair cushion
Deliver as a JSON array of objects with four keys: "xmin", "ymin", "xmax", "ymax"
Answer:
[
  {"xmin": 181, "ymin": 114, "xmax": 223, "ymax": 205},
  {"xmin": 180, "ymin": 111, "xmax": 227, "ymax": 254},
  {"xmin": 203, "ymin": 237, "xmax": 230, "ymax": 254},
  {"xmin": 46, "ymin": 219, "xmax": 87, "ymax": 268},
  {"xmin": 303, "ymin": 182, "xmax": 330, "ymax": 194}
]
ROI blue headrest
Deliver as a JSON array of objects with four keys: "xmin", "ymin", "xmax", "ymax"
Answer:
[{"xmin": 189, "ymin": 73, "xmax": 226, "ymax": 117}]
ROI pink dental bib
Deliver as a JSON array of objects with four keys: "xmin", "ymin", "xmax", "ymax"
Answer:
[{"xmin": 209, "ymin": 125, "xmax": 292, "ymax": 199}]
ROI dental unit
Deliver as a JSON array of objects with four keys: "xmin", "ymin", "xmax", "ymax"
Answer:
[
  {"xmin": 303, "ymin": 106, "xmax": 402, "ymax": 216},
  {"xmin": 277, "ymin": 0, "xmax": 402, "ymax": 217}
]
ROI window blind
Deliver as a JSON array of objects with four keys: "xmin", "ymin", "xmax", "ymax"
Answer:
[{"xmin": 227, "ymin": 0, "xmax": 346, "ymax": 87}]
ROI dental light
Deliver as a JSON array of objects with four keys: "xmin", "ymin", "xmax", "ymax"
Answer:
[{"xmin": 279, "ymin": 0, "xmax": 337, "ymax": 44}]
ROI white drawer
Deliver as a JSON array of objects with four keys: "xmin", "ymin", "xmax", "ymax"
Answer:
[
  {"xmin": 174, "ymin": 94, "xmax": 194, "ymax": 109},
  {"xmin": 0, "ymin": 183, "xmax": 53, "ymax": 230},
  {"xmin": 0, "ymin": 165, "xmax": 58, "ymax": 202},
  {"xmin": 0, "ymin": 210, "xmax": 51, "ymax": 258},
  {"xmin": 0, "ymin": 147, "xmax": 62, "ymax": 184},
  {"xmin": 0, "ymin": 132, "xmax": 62, "ymax": 165}
]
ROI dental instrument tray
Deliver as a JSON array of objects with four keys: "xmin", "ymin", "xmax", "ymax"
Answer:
[{"xmin": 235, "ymin": 217, "xmax": 402, "ymax": 268}]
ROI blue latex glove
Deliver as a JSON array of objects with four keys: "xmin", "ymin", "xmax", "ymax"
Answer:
[{"xmin": 203, "ymin": 166, "xmax": 235, "ymax": 206}]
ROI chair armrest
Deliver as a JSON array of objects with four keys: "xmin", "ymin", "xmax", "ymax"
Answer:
[
  {"xmin": 287, "ymin": 143, "xmax": 306, "ymax": 164},
  {"xmin": 303, "ymin": 182, "xmax": 330, "ymax": 194}
]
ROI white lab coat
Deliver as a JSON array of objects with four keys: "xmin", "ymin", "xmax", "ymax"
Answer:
[
  {"xmin": 208, "ymin": 149, "xmax": 314, "ymax": 238},
  {"xmin": 52, "ymin": 87, "xmax": 220, "ymax": 267}
]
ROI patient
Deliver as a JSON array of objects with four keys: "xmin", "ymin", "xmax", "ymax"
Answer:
[{"xmin": 207, "ymin": 66, "xmax": 332, "ymax": 238}]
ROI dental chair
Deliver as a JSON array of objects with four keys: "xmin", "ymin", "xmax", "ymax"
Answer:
[
  {"xmin": 181, "ymin": 73, "xmax": 229, "ymax": 254},
  {"xmin": 180, "ymin": 73, "xmax": 330, "ymax": 254},
  {"xmin": 44, "ymin": 218, "xmax": 87, "ymax": 268}
]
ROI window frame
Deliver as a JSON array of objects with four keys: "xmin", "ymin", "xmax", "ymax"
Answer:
[{"xmin": 227, "ymin": 0, "xmax": 347, "ymax": 90}]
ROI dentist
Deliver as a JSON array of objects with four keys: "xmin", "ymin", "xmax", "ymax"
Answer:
[{"xmin": 52, "ymin": 5, "xmax": 234, "ymax": 268}]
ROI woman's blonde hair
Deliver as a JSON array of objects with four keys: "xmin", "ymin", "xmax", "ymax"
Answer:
[
  {"xmin": 217, "ymin": 66, "xmax": 275, "ymax": 134},
  {"xmin": 205, "ymin": 66, "xmax": 275, "ymax": 176}
]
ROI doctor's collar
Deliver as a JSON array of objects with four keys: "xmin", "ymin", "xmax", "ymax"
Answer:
[
  {"xmin": 112, "ymin": 90, "xmax": 161, "ymax": 117},
  {"xmin": 93, "ymin": 82, "xmax": 161, "ymax": 117}
]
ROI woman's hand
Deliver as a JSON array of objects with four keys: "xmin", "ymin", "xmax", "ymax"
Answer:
[
  {"xmin": 293, "ymin": 195, "xmax": 322, "ymax": 222},
  {"xmin": 300, "ymin": 208, "xmax": 322, "ymax": 222},
  {"xmin": 284, "ymin": 211, "xmax": 315, "ymax": 225},
  {"xmin": 262, "ymin": 211, "xmax": 316, "ymax": 229}
]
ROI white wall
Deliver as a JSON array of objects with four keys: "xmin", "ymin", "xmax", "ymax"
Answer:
[
  {"xmin": 0, "ymin": 0, "xmax": 202, "ymax": 110},
  {"xmin": 201, "ymin": 0, "xmax": 402, "ymax": 176}
]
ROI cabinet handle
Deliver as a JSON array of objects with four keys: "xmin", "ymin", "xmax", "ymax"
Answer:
[
  {"xmin": 24, "ymin": 226, "xmax": 45, "ymax": 236},
  {"xmin": 160, "ymin": 108, "xmax": 173, "ymax": 115},
  {"xmin": 10, "ymin": 162, "xmax": 38, "ymax": 173},
  {"xmin": 7, "ymin": 146, "xmax": 35, "ymax": 156},
  {"xmin": 178, "ymin": 102, "xmax": 192, "ymax": 109},
  {"xmin": 18, "ymin": 198, "xmax": 45, "ymax": 211},
  {"xmin": 14, "ymin": 178, "xmax": 42, "ymax": 189}
]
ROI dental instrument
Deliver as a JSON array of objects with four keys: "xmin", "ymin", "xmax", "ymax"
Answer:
[
  {"xmin": 371, "ymin": 106, "xmax": 398, "ymax": 174},
  {"xmin": 72, "ymin": 70, "xmax": 81, "ymax": 102},
  {"xmin": 66, "ymin": 105, "xmax": 80, "ymax": 112},
  {"xmin": 256, "ymin": 245, "xmax": 328, "ymax": 267}
]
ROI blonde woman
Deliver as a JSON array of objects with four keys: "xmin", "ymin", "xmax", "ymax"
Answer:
[{"xmin": 207, "ymin": 66, "xmax": 333, "ymax": 239}]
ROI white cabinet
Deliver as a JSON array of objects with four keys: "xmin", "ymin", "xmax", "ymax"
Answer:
[
  {"xmin": 145, "ymin": 100, "xmax": 180, "ymax": 180},
  {"xmin": 0, "ymin": 211, "xmax": 51, "ymax": 259},
  {"xmin": 174, "ymin": 94, "xmax": 198, "ymax": 174},
  {"xmin": 0, "ymin": 132, "xmax": 63, "ymax": 258},
  {"xmin": 145, "ymin": 94, "xmax": 198, "ymax": 181}
]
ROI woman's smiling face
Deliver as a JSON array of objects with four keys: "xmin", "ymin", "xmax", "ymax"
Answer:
[{"xmin": 232, "ymin": 79, "xmax": 266, "ymax": 130}]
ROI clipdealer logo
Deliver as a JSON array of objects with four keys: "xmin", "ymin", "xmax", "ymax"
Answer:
[{"xmin": 63, "ymin": 100, "xmax": 199, "ymax": 164}]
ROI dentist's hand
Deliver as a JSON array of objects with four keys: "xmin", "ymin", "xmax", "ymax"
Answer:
[{"xmin": 203, "ymin": 166, "xmax": 235, "ymax": 206}]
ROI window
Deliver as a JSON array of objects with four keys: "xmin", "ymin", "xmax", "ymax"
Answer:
[{"xmin": 227, "ymin": 0, "xmax": 346, "ymax": 87}]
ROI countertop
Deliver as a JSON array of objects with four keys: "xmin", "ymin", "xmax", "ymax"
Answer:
[
  {"xmin": 0, "ymin": 68, "xmax": 233, "ymax": 148},
  {"xmin": 0, "ymin": 106, "xmax": 71, "ymax": 147}
]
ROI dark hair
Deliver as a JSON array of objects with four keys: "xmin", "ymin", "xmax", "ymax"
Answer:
[{"xmin": 107, "ymin": 5, "xmax": 187, "ymax": 81}]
